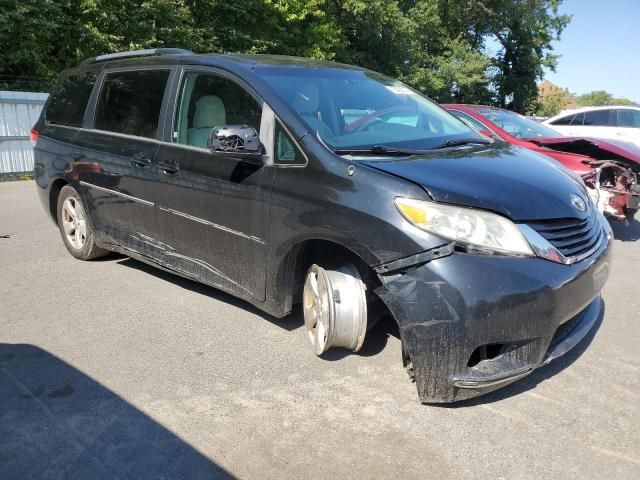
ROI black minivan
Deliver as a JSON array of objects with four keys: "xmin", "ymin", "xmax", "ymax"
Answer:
[{"xmin": 33, "ymin": 49, "xmax": 612, "ymax": 403}]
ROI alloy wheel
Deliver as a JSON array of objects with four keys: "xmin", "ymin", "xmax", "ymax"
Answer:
[{"xmin": 61, "ymin": 197, "xmax": 87, "ymax": 250}]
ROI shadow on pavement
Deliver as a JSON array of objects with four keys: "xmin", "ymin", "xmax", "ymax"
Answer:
[
  {"xmin": 117, "ymin": 256, "xmax": 404, "ymax": 363},
  {"xmin": 116, "ymin": 257, "xmax": 305, "ymax": 332},
  {"xmin": 0, "ymin": 344, "xmax": 234, "ymax": 479},
  {"xmin": 117, "ymin": 257, "xmax": 398, "ymax": 357}
]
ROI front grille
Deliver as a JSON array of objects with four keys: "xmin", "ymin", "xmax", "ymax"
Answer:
[{"xmin": 528, "ymin": 210, "xmax": 603, "ymax": 260}]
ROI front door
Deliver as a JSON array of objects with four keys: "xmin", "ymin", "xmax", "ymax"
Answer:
[
  {"xmin": 154, "ymin": 69, "xmax": 274, "ymax": 300},
  {"xmin": 75, "ymin": 68, "xmax": 173, "ymax": 258},
  {"xmin": 570, "ymin": 109, "xmax": 612, "ymax": 138}
]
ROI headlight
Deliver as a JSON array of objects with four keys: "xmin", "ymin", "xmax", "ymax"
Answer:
[{"xmin": 395, "ymin": 197, "xmax": 534, "ymax": 256}]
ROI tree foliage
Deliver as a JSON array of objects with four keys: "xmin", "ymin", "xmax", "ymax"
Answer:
[
  {"xmin": 535, "ymin": 88, "xmax": 570, "ymax": 116},
  {"xmin": 0, "ymin": 0, "xmax": 572, "ymax": 112},
  {"xmin": 473, "ymin": 0, "xmax": 571, "ymax": 112},
  {"xmin": 576, "ymin": 90, "xmax": 637, "ymax": 107}
]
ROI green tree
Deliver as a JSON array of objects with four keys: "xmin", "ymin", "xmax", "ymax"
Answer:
[
  {"xmin": 535, "ymin": 88, "xmax": 569, "ymax": 116},
  {"xmin": 0, "ymin": 0, "xmax": 68, "ymax": 89},
  {"xmin": 575, "ymin": 91, "xmax": 637, "ymax": 106},
  {"xmin": 473, "ymin": 0, "xmax": 571, "ymax": 113},
  {"xmin": 397, "ymin": 1, "xmax": 491, "ymax": 102},
  {"xmin": 576, "ymin": 90, "xmax": 613, "ymax": 106},
  {"xmin": 404, "ymin": 37, "xmax": 492, "ymax": 103},
  {"xmin": 0, "ymin": 0, "xmax": 572, "ymax": 109},
  {"xmin": 612, "ymin": 97, "xmax": 637, "ymax": 106},
  {"xmin": 574, "ymin": 90, "xmax": 638, "ymax": 107},
  {"xmin": 185, "ymin": 0, "xmax": 340, "ymax": 58},
  {"xmin": 0, "ymin": 0, "xmax": 197, "ymax": 89},
  {"xmin": 323, "ymin": 0, "xmax": 413, "ymax": 77}
]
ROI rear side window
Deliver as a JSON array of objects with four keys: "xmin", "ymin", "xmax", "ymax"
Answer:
[
  {"xmin": 550, "ymin": 114, "xmax": 575, "ymax": 126},
  {"xmin": 583, "ymin": 110, "xmax": 610, "ymax": 126},
  {"xmin": 95, "ymin": 69, "xmax": 170, "ymax": 139},
  {"xmin": 570, "ymin": 112, "xmax": 584, "ymax": 125},
  {"xmin": 46, "ymin": 71, "xmax": 98, "ymax": 127}
]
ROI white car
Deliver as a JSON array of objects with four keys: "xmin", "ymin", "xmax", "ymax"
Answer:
[{"xmin": 543, "ymin": 106, "xmax": 640, "ymax": 147}]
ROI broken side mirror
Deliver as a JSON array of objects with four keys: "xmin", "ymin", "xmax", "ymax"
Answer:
[{"xmin": 207, "ymin": 125, "xmax": 264, "ymax": 161}]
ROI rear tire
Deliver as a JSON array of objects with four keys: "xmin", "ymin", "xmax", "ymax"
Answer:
[{"xmin": 56, "ymin": 185, "xmax": 108, "ymax": 260}]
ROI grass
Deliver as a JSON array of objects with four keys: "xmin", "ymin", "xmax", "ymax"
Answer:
[
  {"xmin": 17, "ymin": 172, "xmax": 35, "ymax": 181},
  {"xmin": 0, "ymin": 171, "xmax": 35, "ymax": 182}
]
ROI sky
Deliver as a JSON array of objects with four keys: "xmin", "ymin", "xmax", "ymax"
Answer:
[{"xmin": 543, "ymin": 0, "xmax": 640, "ymax": 102}]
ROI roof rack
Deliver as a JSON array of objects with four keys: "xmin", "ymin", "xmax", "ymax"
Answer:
[{"xmin": 80, "ymin": 48, "xmax": 192, "ymax": 66}]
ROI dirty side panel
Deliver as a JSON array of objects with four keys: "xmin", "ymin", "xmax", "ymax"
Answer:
[
  {"xmin": 154, "ymin": 142, "xmax": 275, "ymax": 301},
  {"xmin": 73, "ymin": 129, "xmax": 161, "ymax": 257}
]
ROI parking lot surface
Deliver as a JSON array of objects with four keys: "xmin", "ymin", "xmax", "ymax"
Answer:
[{"xmin": 1, "ymin": 180, "xmax": 639, "ymax": 479}]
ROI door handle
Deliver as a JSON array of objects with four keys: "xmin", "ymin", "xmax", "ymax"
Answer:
[
  {"xmin": 158, "ymin": 160, "xmax": 180, "ymax": 176},
  {"xmin": 131, "ymin": 152, "xmax": 152, "ymax": 168}
]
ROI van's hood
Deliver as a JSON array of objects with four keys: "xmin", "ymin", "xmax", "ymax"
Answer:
[{"xmin": 361, "ymin": 144, "xmax": 590, "ymax": 221}]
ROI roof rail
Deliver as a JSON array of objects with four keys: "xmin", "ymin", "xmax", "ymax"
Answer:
[{"xmin": 80, "ymin": 48, "xmax": 193, "ymax": 66}]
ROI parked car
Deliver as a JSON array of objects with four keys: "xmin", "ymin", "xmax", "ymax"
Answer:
[
  {"xmin": 444, "ymin": 104, "xmax": 640, "ymax": 222},
  {"xmin": 543, "ymin": 106, "xmax": 640, "ymax": 148},
  {"xmin": 33, "ymin": 49, "xmax": 612, "ymax": 403}
]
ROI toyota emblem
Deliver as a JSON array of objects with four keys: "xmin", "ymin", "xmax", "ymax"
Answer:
[{"xmin": 570, "ymin": 194, "xmax": 587, "ymax": 213}]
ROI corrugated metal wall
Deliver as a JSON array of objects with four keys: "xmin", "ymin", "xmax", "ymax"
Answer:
[{"xmin": 0, "ymin": 91, "xmax": 48, "ymax": 175}]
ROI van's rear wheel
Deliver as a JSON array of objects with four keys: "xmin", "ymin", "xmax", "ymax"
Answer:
[
  {"xmin": 303, "ymin": 264, "xmax": 367, "ymax": 355},
  {"xmin": 56, "ymin": 185, "xmax": 108, "ymax": 260}
]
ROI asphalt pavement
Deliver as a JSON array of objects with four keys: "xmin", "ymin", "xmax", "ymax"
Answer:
[{"xmin": 1, "ymin": 180, "xmax": 639, "ymax": 479}]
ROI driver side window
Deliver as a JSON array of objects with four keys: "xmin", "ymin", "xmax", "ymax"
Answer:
[{"xmin": 174, "ymin": 71, "xmax": 262, "ymax": 149}]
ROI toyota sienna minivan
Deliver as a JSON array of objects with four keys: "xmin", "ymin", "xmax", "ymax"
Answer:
[{"xmin": 32, "ymin": 49, "xmax": 612, "ymax": 403}]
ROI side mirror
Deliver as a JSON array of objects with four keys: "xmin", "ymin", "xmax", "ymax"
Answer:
[{"xmin": 207, "ymin": 125, "xmax": 264, "ymax": 160}]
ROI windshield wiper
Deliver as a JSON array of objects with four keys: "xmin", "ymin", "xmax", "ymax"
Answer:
[
  {"xmin": 430, "ymin": 138, "xmax": 493, "ymax": 149},
  {"xmin": 334, "ymin": 139, "xmax": 493, "ymax": 156},
  {"xmin": 334, "ymin": 145, "xmax": 431, "ymax": 156}
]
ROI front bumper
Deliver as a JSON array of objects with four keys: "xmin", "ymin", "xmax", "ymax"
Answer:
[{"xmin": 376, "ymin": 237, "xmax": 612, "ymax": 403}]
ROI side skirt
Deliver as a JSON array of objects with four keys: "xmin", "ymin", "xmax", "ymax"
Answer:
[{"xmin": 95, "ymin": 239, "xmax": 286, "ymax": 319}]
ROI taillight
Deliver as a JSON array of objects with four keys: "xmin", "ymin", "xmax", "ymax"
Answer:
[{"xmin": 30, "ymin": 128, "xmax": 39, "ymax": 147}]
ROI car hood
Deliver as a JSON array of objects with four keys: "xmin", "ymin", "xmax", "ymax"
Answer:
[
  {"xmin": 530, "ymin": 136, "xmax": 640, "ymax": 167},
  {"xmin": 360, "ymin": 144, "xmax": 590, "ymax": 221}
]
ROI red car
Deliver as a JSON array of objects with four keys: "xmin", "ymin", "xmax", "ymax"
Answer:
[{"xmin": 443, "ymin": 104, "xmax": 640, "ymax": 223}]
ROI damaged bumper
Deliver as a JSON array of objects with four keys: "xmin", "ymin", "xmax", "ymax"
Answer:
[
  {"xmin": 375, "ymin": 237, "xmax": 612, "ymax": 403},
  {"xmin": 584, "ymin": 161, "xmax": 639, "ymax": 222}
]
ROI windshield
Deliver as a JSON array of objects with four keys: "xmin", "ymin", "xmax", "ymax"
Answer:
[
  {"xmin": 474, "ymin": 107, "xmax": 562, "ymax": 139},
  {"xmin": 257, "ymin": 66, "xmax": 477, "ymax": 151}
]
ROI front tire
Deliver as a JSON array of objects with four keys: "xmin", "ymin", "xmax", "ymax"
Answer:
[{"xmin": 56, "ymin": 185, "xmax": 108, "ymax": 260}]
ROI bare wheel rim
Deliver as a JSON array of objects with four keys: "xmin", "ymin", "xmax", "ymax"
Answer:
[
  {"xmin": 303, "ymin": 266, "xmax": 331, "ymax": 355},
  {"xmin": 62, "ymin": 197, "xmax": 87, "ymax": 250},
  {"xmin": 303, "ymin": 264, "xmax": 368, "ymax": 355}
]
